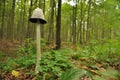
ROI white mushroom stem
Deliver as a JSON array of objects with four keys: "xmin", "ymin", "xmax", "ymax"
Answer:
[{"xmin": 35, "ymin": 21, "xmax": 41, "ymax": 73}]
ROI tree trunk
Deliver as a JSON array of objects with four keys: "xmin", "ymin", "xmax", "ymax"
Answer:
[
  {"xmin": 0, "ymin": 0, "xmax": 5, "ymax": 39},
  {"xmin": 79, "ymin": 0, "xmax": 85, "ymax": 44},
  {"xmin": 7, "ymin": 0, "xmax": 16, "ymax": 40},
  {"xmin": 39, "ymin": 0, "xmax": 45, "ymax": 38},
  {"xmin": 26, "ymin": 0, "xmax": 33, "ymax": 38},
  {"xmin": 48, "ymin": 0, "xmax": 55, "ymax": 43},
  {"xmin": 93, "ymin": 0, "xmax": 98, "ymax": 40},
  {"xmin": 86, "ymin": 0, "xmax": 91, "ymax": 44},
  {"xmin": 56, "ymin": 0, "xmax": 62, "ymax": 49},
  {"xmin": 72, "ymin": 0, "xmax": 77, "ymax": 45},
  {"xmin": 21, "ymin": 0, "xmax": 26, "ymax": 42}
]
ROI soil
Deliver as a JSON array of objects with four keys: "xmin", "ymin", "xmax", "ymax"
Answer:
[
  {"xmin": 0, "ymin": 39, "xmax": 20, "ymax": 54},
  {"xmin": 0, "ymin": 39, "xmax": 20, "ymax": 62}
]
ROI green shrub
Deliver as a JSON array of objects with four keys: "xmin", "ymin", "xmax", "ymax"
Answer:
[
  {"xmin": 38, "ymin": 50, "xmax": 74, "ymax": 80},
  {"xmin": 17, "ymin": 38, "xmax": 46, "ymax": 55},
  {"xmin": 0, "ymin": 48, "xmax": 74, "ymax": 80}
]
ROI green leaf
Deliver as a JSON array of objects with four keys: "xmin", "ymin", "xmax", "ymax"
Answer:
[
  {"xmin": 60, "ymin": 68, "xmax": 91, "ymax": 80},
  {"xmin": 92, "ymin": 75, "xmax": 106, "ymax": 80},
  {"xmin": 98, "ymin": 67, "xmax": 119, "ymax": 79}
]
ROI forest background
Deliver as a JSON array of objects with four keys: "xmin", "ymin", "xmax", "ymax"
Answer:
[
  {"xmin": 0, "ymin": 0, "xmax": 120, "ymax": 46},
  {"xmin": 0, "ymin": 0, "xmax": 120, "ymax": 80}
]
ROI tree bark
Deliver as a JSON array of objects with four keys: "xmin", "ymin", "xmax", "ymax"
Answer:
[
  {"xmin": 48, "ymin": 0, "xmax": 55, "ymax": 43},
  {"xmin": 79, "ymin": 0, "xmax": 85, "ymax": 44},
  {"xmin": 56, "ymin": 0, "xmax": 62, "ymax": 49},
  {"xmin": 86, "ymin": 0, "xmax": 91, "ymax": 44},
  {"xmin": 7, "ymin": 0, "xmax": 16, "ymax": 40},
  {"xmin": 72, "ymin": 0, "xmax": 77, "ymax": 45},
  {"xmin": 39, "ymin": 0, "xmax": 45, "ymax": 38},
  {"xmin": 26, "ymin": 0, "xmax": 33, "ymax": 38},
  {"xmin": 0, "ymin": 0, "xmax": 5, "ymax": 39}
]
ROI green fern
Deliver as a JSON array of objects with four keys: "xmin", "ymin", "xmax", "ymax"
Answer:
[
  {"xmin": 59, "ymin": 68, "xmax": 90, "ymax": 80},
  {"xmin": 98, "ymin": 67, "xmax": 119, "ymax": 79},
  {"xmin": 92, "ymin": 75, "xmax": 106, "ymax": 80},
  {"xmin": 92, "ymin": 67, "xmax": 120, "ymax": 80}
]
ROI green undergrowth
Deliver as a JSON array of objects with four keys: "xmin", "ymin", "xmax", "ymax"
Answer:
[
  {"xmin": 0, "ymin": 48, "xmax": 74, "ymax": 80},
  {"xmin": 0, "ymin": 39, "xmax": 120, "ymax": 80},
  {"xmin": 73, "ymin": 39, "xmax": 120, "ymax": 63}
]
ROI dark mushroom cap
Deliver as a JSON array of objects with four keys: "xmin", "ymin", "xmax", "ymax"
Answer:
[{"xmin": 29, "ymin": 18, "xmax": 47, "ymax": 24}]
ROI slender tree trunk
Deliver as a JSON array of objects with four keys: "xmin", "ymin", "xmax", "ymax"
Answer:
[
  {"xmin": 86, "ymin": 0, "xmax": 91, "ymax": 44},
  {"xmin": 79, "ymin": 0, "xmax": 85, "ymax": 44},
  {"xmin": 83, "ymin": 21, "xmax": 87, "ymax": 44},
  {"xmin": 40, "ymin": 0, "xmax": 45, "ymax": 38},
  {"xmin": 0, "ymin": 0, "xmax": 1, "ymax": 38},
  {"xmin": 7, "ymin": 0, "xmax": 16, "ymax": 40},
  {"xmin": 26, "ymin": 0, "xmax": 33, "ymax": 38},
  {"xmin": 39, "ymin": 0, "xmax": 42, "ymax": 7},
  {"xmin": 72, "ymin": 0, "xmax": 77, "ymax": 45},
  {"xmin": 56, "ymin": 0, "xmax": 62, "ymax": 49},
  {"xmin": 11, "ymin": 0, "xmax": 16, "ymax": 40},
  {"xmin": 16, "ymin": 13, "xmax": 21, "ymax": 41},
  {"xmin": 0, "ymin": 0, "xmax": 5, "ymax": 39},
  {"xmin": 17, "ymin": 0, "xmax": 26, "ymax": 42},
  {"xmin": 109, "ymin": 27, "xmax": 112, "ymax": 39},
  {"xmin": 93, "ymin": 0, "xmax": 98, "ymax": 40},
  {"xmin": 20, "ymin": 0, "xmax": 26, "ymax": 42},
  {"xmin": 102, "ymin": 9, "xmax": 106, "ymax": 40},
  {"xmin": 48, "ymin": 0, "xmax": 55, "ymax": 43}
]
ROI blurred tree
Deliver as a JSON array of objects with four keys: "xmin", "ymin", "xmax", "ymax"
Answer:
[
  {"xmin": 56, "ymin": 0, "xmax": 62, "ymax": 49},
  {"xmin": 0, "ymin": 0, "xmax": 6, "ymax": 39}
]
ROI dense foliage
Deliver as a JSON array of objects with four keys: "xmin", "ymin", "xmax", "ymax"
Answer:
[
  {"xmin": 0, "ymin": 0, "xmax": 120, "ymax": 80},
  {"xmin": 0, "ymin": 0, "xmax": 120, "ymax": 45},
  {"xmin": 0, "ymin": 38, "xmax": 120, "ymax": 80}
]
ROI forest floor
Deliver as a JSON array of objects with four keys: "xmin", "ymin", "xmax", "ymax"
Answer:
[
  {"xmin": 0, "ymin": 40, "xmax": 120, "ymax": 80},
  {"xmin": 0, "ymin": 40, "xmax": 20, "ymax": 63},
  {"xmin": 0, "ymin": 40, "xmax": 20, "ymax": 53}
]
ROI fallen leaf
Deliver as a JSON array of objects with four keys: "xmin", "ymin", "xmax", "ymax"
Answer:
[{"xmin": 12, "ymin": 70, "xmax": 19, "ymax": 77}]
